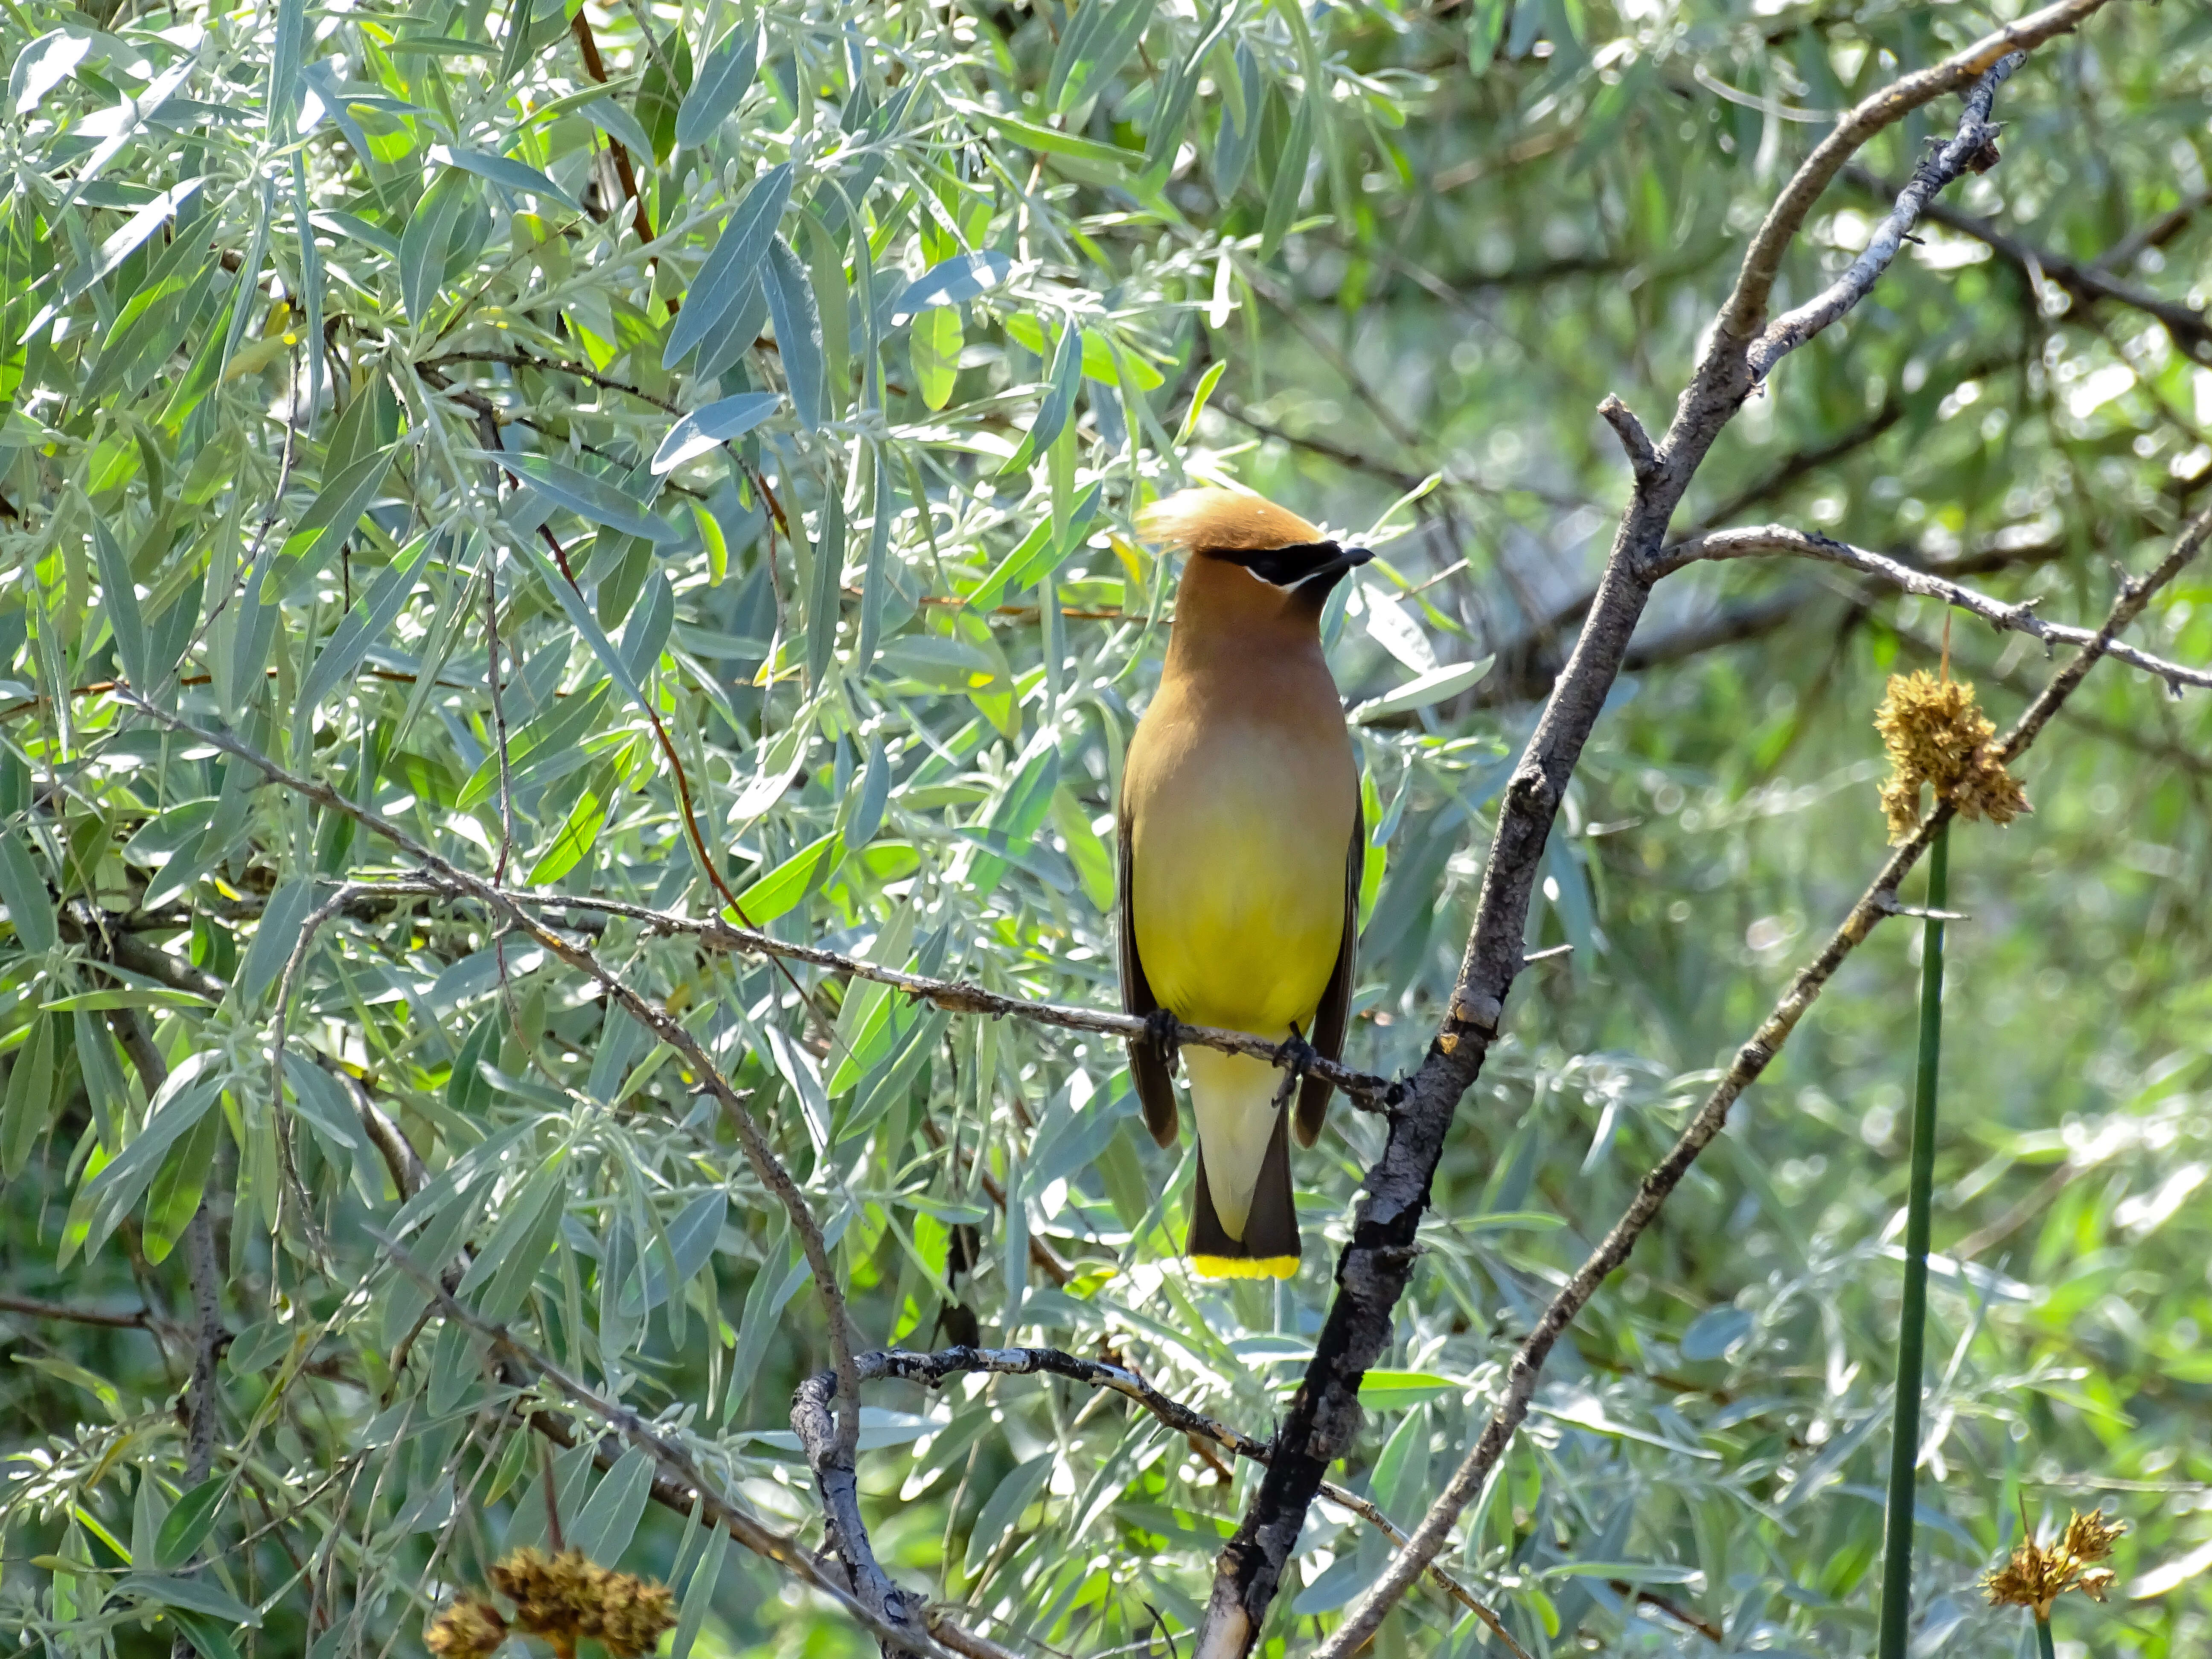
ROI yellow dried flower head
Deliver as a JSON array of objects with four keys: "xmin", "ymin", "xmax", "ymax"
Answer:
[
  {"xmin": 1982, "ymin": 1508, "xmax": 2128, "ymax": 1619},
  {"xmin": 486, "ymin": 1548, "xmax": 677, "ymax": 1659},
  {"xmin": 425, "ymin": 1596, "xmax": 508, "ymax": 1659},
  {"xmin": 1873, "ymin": 670, "xmax": 2028, "ymax": 840},
  {"xmin": 2062, "ymin": 1508, "xmax": 2124, "ymax": 1565}
]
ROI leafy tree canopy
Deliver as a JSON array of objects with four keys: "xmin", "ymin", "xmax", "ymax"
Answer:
[{"xmin": 1, "ymin": 1, "xmax": 2209, "ymax": 1658}]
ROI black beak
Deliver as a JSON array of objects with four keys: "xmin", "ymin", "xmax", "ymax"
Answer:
[{"xmin": 1307, "ymin": 544, "xmax": 1373, "ymax": 584}]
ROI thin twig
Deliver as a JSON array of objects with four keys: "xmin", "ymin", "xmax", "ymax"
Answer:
[
  {"xmin": 0, "ymin": 1292, "xmax": 171, "ymax": 1334},
  {"xmin": 1649, "ymin": 524, "xmax": 2212, "ymax": 690},
  {"xmin": 788, "ymin": 1346, "xmax": 1528, "ymax": 1658},
  {"xmin": 105, "ymin": 687, "xmax": 868, "ymax": 1505},
  {"xmin": 1745, "ymin": 52, "xmax": 2031, "ymax": 381},
  {"xmin": 368, "ymin": 1233, "xmax": 964, "ymax": 1659},
  {"xmin": 1843, "ymin": 166, "xmax": 2212, "ymax": 362}
]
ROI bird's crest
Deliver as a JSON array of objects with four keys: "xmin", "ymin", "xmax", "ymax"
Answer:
[{"xmin": 1136, "ymin": 487, "xmax": 1326, "ymax": 553}]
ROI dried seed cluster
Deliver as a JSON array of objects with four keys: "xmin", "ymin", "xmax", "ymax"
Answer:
[
  {"xmin": 425, "ymin": 1596, "xmax": 509, "ymax": 1659},
  {"xmin": 425, "ymin": 1548, "xmax": 678, "ymax": 1659},
  {"xmin": 1874, "ymin": 670, "xmax": 2029, "ymax": 840},
  {"xmin": 1982, "ymin": 1508, "xmax": 2126, "ymax": 1619}
]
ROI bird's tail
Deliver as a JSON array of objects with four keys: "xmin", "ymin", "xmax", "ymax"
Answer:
[{"xmin": 1185, "ymin": 1047, "xmax": 1300, "ymax": 1279}]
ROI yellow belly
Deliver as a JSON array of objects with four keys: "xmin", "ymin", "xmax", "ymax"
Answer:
[{"xmin": 1129, "ymin": 728, "xmax": 1350, "ymax": 1037}]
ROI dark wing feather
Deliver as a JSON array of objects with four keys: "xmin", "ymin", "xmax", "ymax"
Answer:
[
  {"xmin": 1295, "ymin": 802, "xmax": 1363, "ymax": 1148},
  {"xmin": 1118, "ymin": 816, "xmax": 1180, "ymax": 1148}
]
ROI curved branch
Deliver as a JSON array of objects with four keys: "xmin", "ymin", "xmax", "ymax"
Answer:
[
  {"xmin": 1315, "ymin": 501, "xmax": 2211, "ymax": 1656},
  {"xmin": 1651, "ymin": 524, "xmax": 2212, "ymax": 690},
  {"xmin": 1746, "ymin": 52, "xmax": 2028, "ymax": 381}
]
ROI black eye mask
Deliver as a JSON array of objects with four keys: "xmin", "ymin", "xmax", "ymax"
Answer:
[{"xmin": 1225, "ymin": 539, "xmax": 1375, "ymax": 594}]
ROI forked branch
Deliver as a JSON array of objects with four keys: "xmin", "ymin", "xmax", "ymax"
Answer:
[
  {"xmin": 1313, "ymin": 503, "xmax": 2211, "ymax": 1656},
  {"xmin": 1196, "ymin": 11, "xmax": 2125, "ymax": 1654}
]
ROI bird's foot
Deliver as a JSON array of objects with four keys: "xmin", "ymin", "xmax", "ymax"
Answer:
[
  {"xmin": 1271, "ymin": 1027, "xmax": 1319, "ymax": 1110},
  {"xmin": 1142, "ymin": 1006, "xmax": 1183, "ymax": 1073}
]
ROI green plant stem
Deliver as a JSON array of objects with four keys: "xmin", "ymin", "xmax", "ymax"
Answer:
[
  {"xmin": 2034, "ymin": 1613, "xmax": 2057, "ymax": 1659},
  {"xmin": 1876, "ymin": 818, "xmax": 1949, "ymax": 1659}
]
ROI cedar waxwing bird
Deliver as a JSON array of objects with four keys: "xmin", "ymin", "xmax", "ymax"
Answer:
[{"xmin": 1117, "ymin": 486, "xmax": 1370, "ymax": 1279}]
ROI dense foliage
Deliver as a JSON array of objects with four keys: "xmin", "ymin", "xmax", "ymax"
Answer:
[{"xmin": 1, "ymin": 1, "xmax": 2208, "ymax": 1658}]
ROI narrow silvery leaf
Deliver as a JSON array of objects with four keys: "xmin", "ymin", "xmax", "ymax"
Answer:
[
  {"xmin": 805, "ymin": 486, "xmax": 845, "ymax": 687},
  {"xmin": 665, "ymin": 161, "xmax": 793, "ymax": 366},
  {"xmin": 652, "ymin": 391, "xmax": 780, "ymax": 474},
  {"xmin": 892, "ymin": 249, "xmax": 1012, "ymax": 320},
  {"xmin": 427, "ymin": 144, "xmax": 579, "ymax": 211},
  {"xmin": 89, "ymin": 519, "xmax": 149, "ymax": 688},
  {"xmin": 763, "ymin": 235, "xmax": 824, "ymax": 429},
  {"xmin": 676, "ymin": 20, "xmax": 759, "ymax": 148}
]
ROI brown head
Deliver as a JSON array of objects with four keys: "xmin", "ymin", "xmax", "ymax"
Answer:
[{"xmin": 1136, "ymin": 487, "xmax": 1372, "ymax": 645}]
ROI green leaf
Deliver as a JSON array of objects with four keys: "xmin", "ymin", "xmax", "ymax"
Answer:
[
  {"xmin": 1050, "ymin": 0, "xmax": 1155, "ymax": 112},
  {"xmin": 763, "ymin": 235, "xmax": 824, "ymax": 429},
  {"xmin": 805, "ymin": 485, "xmax": 844, "ymax": 687},
  {"xmin": 526, "ymin": 788, "xmax": 606, "ymax": 886},
  {"xmin": 468, "ymin": 450, "xmax": 674, "ymax": 544},
  {"xmin": 154, "ymin": 1478, "xmax": 226, "ymax": 1571},
  {"xmin": 733, "ymin": 831, "xmax": 844, "ymax": 926},
  {"xmin": 567, "ymin": 1446, "xmax": 655, "ymax": 1563},
  {"xmin": 91, "ymin": 518, "xmax": 151, "ymax": 688},
  {"xmin": 894, "ymin": 250, "xmax": 1013, "ymax": 316},
  {"xmin": 239, "ymin": 880, "xmax": 317, "ymax": 1007},
  {"xmin": 1260, "ymin": 93, "xmax": 1314, "ymax": 259},
  {"xmin": 672, "ymin": 1526, "xmax": 728, "ymax": 1659},
  {"xmin": 116, "ymin": 1571, "xmax": 260, "ymax": 1627},
  {"xmin": 399, "ymin": 169, "xmax": 474, "ymax": 323},
  {"xmin": 142, "ymin": 1106, "xmax": 220, "ymax": 1264},
  {"xmin": 296, "ymin": 535, "xmax": 432, "ymax": 722},
  {"xmin": 910, "ymin": 306, "xmax": 961, "ymax": 411},
  {"xmin": 963, "ymin": 1453, "xmax": 1054, "ymax": 1576},
  {"xmin": 164, "ymin": 1610, "xmax": 243, "ymax": 1659},
  {"xmin": 1348, "ymin": 656, "xmax": 1494, "ymax": 724},
  {"xmin": 277, "ymin": 444, "xmax": 398, "ymax": 592},
  {"xmin": 964, "ymin": 106, "xmax": 1144, "ymax": 172},
  {"xmin": 1355, "ymin": 1370, "xmax": 1460, "ymax": 1409},
  {"xmin": 457, "ymin": 1151, "xmax": 568, "ymax": 1322},
  {"xmin": 0, "ymin": 830, "xmax": 56, "ymax": 952},
  {"xmin": 677, "ymin": 19, "xmax": 759, "ymax": 147},
  {"xmin": 2, "ymin": 1013, "xmax": 57, "ymax": 1178},
  {"xmin": 666, "ymin": 161, "xmax": 793, "ymax": 366},
  {"xmin": 997, "ymin": 321, "xmax": 1084, "ymax": 477},
  {"xmin": 428, "ymin": 144, "xmax": 579, "ymax": 211},
  {"xmin": 652, "ymin": 392, "xmax": 780, "ymax": 474}
]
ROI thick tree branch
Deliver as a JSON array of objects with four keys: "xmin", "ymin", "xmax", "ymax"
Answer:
[
  {"xmin": 1651, "ymin": 525, "xmax": 2212, "ymax": 690},
  {"xmin": 1314, "ymin": 501, "xmax": 2211, "ymax": 1656},
  {"xmin": 1194, "ymin": 23, "xmax": 2116, "ymax": 1655}
]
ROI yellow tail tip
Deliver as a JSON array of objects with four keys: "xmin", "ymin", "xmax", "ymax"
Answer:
[{"xmin": 1190, "ymin": 1254, "xmax": 1300, "ymax": 1281}]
